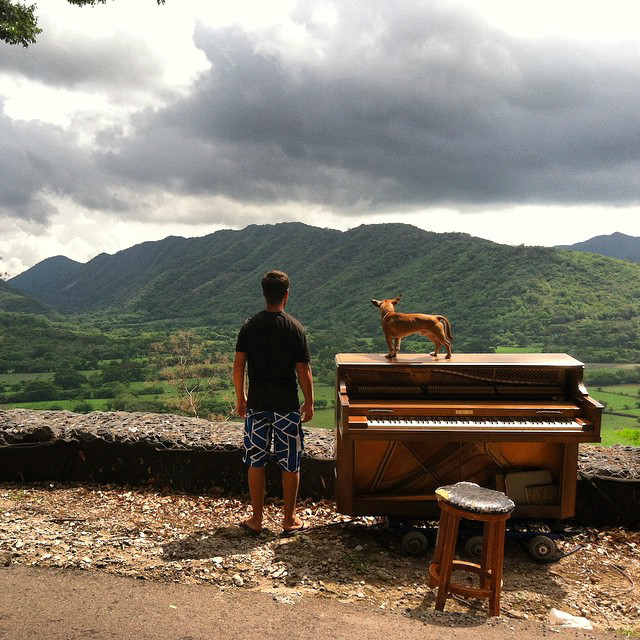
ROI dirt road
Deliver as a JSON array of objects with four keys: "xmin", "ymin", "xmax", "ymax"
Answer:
[{"xmin": 0, "ymin": 566, "xmax": 617, "ymax": 640}]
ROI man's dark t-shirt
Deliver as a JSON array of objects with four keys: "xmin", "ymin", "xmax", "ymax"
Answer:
[{"xmin": 235, "ymin": 311, "xmax": 310, "ymax": 412}]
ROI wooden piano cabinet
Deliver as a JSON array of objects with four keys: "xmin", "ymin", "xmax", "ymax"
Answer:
[{"xmin": 334, "ymin": 353, "xmax": 602, "ymax": 522}]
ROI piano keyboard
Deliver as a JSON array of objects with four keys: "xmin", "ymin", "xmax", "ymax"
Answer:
[{"xmin": 365, "ymin": 416, "xmax": 587, "ymax": 431}]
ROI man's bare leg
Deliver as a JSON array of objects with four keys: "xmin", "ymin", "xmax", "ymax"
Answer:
[
  {"xmin": 244, "ymin": 466, "xmax": 265, "ymax": 532},
  {"xmin": 282, "ymin": 470, "xmax": 302, "ymax": 531}
]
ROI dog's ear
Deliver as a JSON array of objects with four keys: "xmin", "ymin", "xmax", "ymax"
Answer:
[
  {"xmin": 371, "ymin": 299, "xmax": 381, "ymax": 307},
  {"xmin": 391, "ymin": 295, "xmax": 402, "ymax": 305}
]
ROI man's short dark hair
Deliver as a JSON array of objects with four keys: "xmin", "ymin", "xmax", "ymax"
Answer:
[{"xmin": 262, "ymin": 270, "xmax": 290, "ymax": 305}]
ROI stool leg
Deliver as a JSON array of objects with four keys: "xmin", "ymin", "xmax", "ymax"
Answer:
[
  {"xmin": 481, "ymin": 520, "xmax": 495, "ymax": 591},
  {"xmin": 435, "ymin": 513, "xmax": 460, "ymax": 611},
  {"xmin": 488, "ymin": 520, "xmax": 506, "ymax": 617},
  {"xmin": 431, "ymin": 510, "xmax": 449, "ymax": 565},
  {"xmin": 429, "ymin": 509, "xmax": 450, "ymax": 587}
]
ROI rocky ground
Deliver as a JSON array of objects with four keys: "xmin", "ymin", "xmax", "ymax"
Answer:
[
  {"xmin": 579, "ymin": 444, "xmax": 640, "ymax": 479},
  {"xmin": 1, "ymin": 482, "xmax": 639, "ymax": 635}
]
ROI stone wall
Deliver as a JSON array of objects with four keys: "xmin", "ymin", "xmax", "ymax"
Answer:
[
  {"xmin": 1, "ymin": 409, "xmax": 639, "ymax": 526},
  {"xmin": 0, "ymin": 409, "xmax": 334, "ymax": 499}
]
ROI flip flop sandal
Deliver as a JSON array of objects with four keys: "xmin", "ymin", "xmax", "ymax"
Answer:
[{"xmin": 280, "ymin": 523, "xmax": 307, "ymax": 538}]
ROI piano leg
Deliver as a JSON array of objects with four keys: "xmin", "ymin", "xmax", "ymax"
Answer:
[
  {"xmin": 336, "ymin": 431, "xmax": 355, "ymax": 514},
  {"xmin": 560, "ymin": 443, "xmax": 578, "ymax": 519}
]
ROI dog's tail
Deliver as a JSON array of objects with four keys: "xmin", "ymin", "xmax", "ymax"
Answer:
[{"xmin": 438, "ymin": 316, "xmax": 454, "ymax": 343}]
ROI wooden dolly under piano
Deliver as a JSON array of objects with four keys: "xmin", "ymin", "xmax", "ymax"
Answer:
[{"xmin": 335, "ymin": 353, "xmax": 603, "ymax": 521}]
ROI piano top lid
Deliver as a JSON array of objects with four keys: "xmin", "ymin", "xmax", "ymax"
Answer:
[{"xmin": 335, "ymin": 353, "xmax": 584, "ymax": 367}]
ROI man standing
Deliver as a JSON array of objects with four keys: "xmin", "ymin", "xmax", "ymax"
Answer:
[{"xmin": 233, "ymin": 270, "xmax": 314, "ymax": 534}]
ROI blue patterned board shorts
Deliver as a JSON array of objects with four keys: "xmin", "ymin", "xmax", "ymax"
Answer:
[{"xmin": 243, "ymin": 409, "xmax": 304, "ymax": 472}]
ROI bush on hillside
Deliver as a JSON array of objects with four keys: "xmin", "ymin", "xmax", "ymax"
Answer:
[{"xmin": 72, "ymin": 401, "xmax": 94, "ymax": 414}]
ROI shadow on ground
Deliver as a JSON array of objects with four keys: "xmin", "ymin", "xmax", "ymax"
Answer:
[
  {"xmin": 161, "ymin": 519, "xmax": 568, "ymax": 627},
  {"xmin": 162, "ymin": 525, "xmax": 276, "ymax": 560}
]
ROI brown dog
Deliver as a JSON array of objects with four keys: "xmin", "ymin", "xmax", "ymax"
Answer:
[{"xmin": 371, "ymin": 296, "xmax": 453, "ymax": 359}]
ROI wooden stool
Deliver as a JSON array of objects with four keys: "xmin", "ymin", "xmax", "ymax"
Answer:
[{"xmin": 428, "ymin": 482, "xmax": 515, "ymax": 617}]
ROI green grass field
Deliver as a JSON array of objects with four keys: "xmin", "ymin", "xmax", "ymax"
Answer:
[
  {"xmin": 1, "ymin": 398, "xmax": 112, "ymax": 411},
  {"xmin": 599, "ymin": 384, "xmax": 640, "ymax": 396},
  {"xmin": 309, "ymin": 408, "xmax": 334, "ymax": 429},
  {"xmin": 0, "ymin": 370, "xmax": 102, "ymax": 385},
  {"xmin": 495, "ymin": 345, "xmax": 543, "ymax": 353},
  {"xmin": 600, "ymin": 413, "xmax": 640, "ymax": 446},
  {"xmin": 590, "ymin": 390, "xmax": 640, "ymax": 415},
  {"xmin": 0, "ymin": 372, "xmax": 54, "ymax": 384}
]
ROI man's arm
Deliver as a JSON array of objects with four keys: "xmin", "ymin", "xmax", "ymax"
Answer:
[
  {"xmin": 295, "ymin": 361, "xmax": 314, "ymax": 422},
  {"xmin": 233, "ymin": 351, "xmax": 247, "ymax": 417}
]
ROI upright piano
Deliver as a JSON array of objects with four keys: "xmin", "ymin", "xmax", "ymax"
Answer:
[{"xmin": 335, "ymin": 353, "xmax": 602, "ymax": 520}]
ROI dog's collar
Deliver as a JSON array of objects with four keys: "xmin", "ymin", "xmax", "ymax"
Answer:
[{"xmin": 382, "ymin": 311, "xmax": 394, "ymax": 321}]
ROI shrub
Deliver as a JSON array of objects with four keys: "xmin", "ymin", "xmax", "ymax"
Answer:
[
  {"xmin": 53, "ymin": 370, "xmax": 87, "ymax": 389},
  {"xmin": 72, "ymin": 401, "xmax": 94, "ymax": 414},
  {"xmin": 107, "ymin": 393, "xmax": 169, "ymax": 413}
]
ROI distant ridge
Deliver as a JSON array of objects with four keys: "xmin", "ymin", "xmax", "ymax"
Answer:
[
  {"xmin": 8, "ymin": 222, "xmax": 640, "ymax": 360},
  {"xmin": 9, "ymin": 255, "xmax": 83, "ymax": 307},
  {"xmin": 557, "ymin": 232, "xmax": 640, "ymax": 263}
]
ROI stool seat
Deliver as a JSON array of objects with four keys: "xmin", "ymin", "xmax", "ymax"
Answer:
[{"xmin": 435, "ymin": 481, "xmax": 515, "ymax": 514}]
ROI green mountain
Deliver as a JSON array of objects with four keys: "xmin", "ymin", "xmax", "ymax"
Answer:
[
  {"xmin": 9, "ymin": 223, "xmax": 640, "ymax": 361},
  {"xmin": 558, "ymin": 232, "xmax": 640, "ymax": 263},
  {"xmin": 8, "ymin": 255, "xmax": 83, "ymax": 308}
]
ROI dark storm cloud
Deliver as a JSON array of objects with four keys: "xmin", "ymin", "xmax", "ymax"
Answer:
[
  {"xmin": 100, "ymin": 0, "xmax": 640, "ymax": 211},
  {"xmin": 4, "ymin": 0, "xmax": 640, "ymax": 224},
  {"xmin": 0, "ymin": 108, "xmax": 126, "ymax": 223},
  {"xmin": 0, "ymin": 27, "xmax": 163, "ymax": 92}
]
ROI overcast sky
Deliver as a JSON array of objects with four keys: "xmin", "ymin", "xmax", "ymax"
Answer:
[{"xmin": 2, "ymin": 0, "xmax": 640, "ymax": 276}]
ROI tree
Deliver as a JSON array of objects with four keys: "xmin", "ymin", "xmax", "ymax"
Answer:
[
  {"xmin": 0, "ymin": 1, "xmax": 40, "ymax": 47},
  {"xmin": 22, "ymin": 380, "xmax": 57, "ymax": 401},
  {"xmin": 53, "ymin": 369, "xmax": 87, "ymax": 389},
  {"xmin": 0, "ymin": 0, "xmax": 164, "ymax": 47},
  {"xmin": 102, "ymin": 359, "xmax": 145, "ymax": 383},
  {"xmin": 150, "ymin": 330, "xmax": 214, "ymax": 419}
]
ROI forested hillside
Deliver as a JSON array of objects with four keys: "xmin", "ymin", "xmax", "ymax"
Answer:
[
  {"xmin": 9, "ymin": 222, "xmax": 640, "ymax": 361},
  {"xmin": 0, "ymin": 280, "xmax": 53, "ymax": 315}
]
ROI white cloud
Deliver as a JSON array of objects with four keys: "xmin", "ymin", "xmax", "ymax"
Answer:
[{"xmin": 462, "ymin": 0, "xmax": 640, "ymax": 39}]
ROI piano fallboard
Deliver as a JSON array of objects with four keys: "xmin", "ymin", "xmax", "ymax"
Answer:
[{"xmin": 347, "ymin": 399, "xmax": 581, "ymax": 417}]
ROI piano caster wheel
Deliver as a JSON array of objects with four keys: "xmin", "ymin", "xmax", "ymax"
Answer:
[
  {"xmin": 527, "ymin": 535, "xmax": 558, "ymax": 563},
  {"xmin": 401, "ymin": 530, "xmax": 430, "ymax": 556},
  {"xmin": 464, "ymin": 535, "xmax": 484, "ymax": 559}
]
